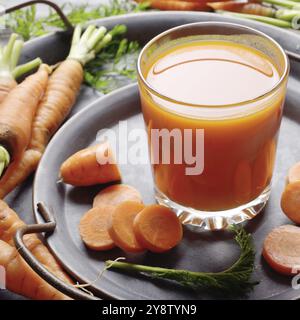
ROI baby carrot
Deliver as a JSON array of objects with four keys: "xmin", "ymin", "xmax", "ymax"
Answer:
[
  {"xmin": 93, "ymin": 184, "xmax": 143, "ymax": 208},
  {"xmin": 108, "ymin": 201, "xmax": 145, "ymax": 253},
  {"xmin": 263, "ymin": 225, "xmax": 300, "ymax": 275},
  {"xmin": 79, "ymin": 206, "xmax": 115, "ymax": 251},
  {"xmin": 281, "ymin": 181, "xmax": 300, "ymax": 224},
  {"xmin": 60, "ymin": 142, "xmax": 121, "ymax": 187},
  {"xmin": 133, "ymin": 205, "xmax": 183, "ymax": 253},
  {"xmin": 0, "ymin": 200, "xmax": 73, "ymax": 284},
  {"xmin": 0, "ymin": 240, "xmax": 70, "ymax": 300}
]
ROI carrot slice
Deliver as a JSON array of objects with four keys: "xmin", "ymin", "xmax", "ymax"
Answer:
[
  {"xmin": 263, "ymin": 225, "xmax": 300, "ymax": 275},
  {"xmin": 287, "ymin": 162, "xmax": 300, "ymax": 185},
  {"xmin": 108, "ymin": 201, "xmax": 145, "ymax": 253},
  {"xmin": 281, "ymin": 181, "xmax": 300, "ymax": 224},
  {"xmin": 79, "ymin": 206, "xmax": 115, "ymax": 251},
  {"xmin": 133, "ymin": 204, "xmax": 183, "ymax": 253},
  {"xmin": 93, "ymin": 184, "xmax": 142, "ymax": 208}
]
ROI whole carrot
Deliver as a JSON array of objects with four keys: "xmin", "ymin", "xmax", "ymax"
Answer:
[
  {"xmin": 0, "ymin": 64, "xmax": 49, "ymax": 177},
  {"xmin": 208, "ymin": 1, "xmax": 276, "ymax": 16},
  {"xmin": 0, "ymin": 33, "xmax": 42, "ymax": 104},
  {"xmin": 0, "ymin": 240, "xmax": 70, "ymax": 300},
  {"xmin": 135, "ymin": 0, "xmax": 210, "ymax": 10},
  {"xmin": 0, "ymin": 200, "xmax": 73, "ymax": 284},
  {"xmin": 0, "ymin": 25, "xmax": 123, "ymax": 199},
  {"xmin": 30, "ymin": 25, "xmax": 115, "ymax": 154}
]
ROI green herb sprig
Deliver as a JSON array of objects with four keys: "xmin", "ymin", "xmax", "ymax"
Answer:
[{"xmin": 106, "ymin": 226, "xmax": 258, "ymax": 297}]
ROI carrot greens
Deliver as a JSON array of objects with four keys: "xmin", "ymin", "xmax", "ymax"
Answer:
[
  {"xmin": 106, "ymin": 226, "xmax": 258, "ymax": 296},
  {"xmin": 6, "ymin": 2, "xmax": 145, "ymax": 94}
]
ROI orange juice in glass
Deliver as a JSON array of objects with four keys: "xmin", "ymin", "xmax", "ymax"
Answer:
[{"xmin": 137, "ymin": 23, "xmax": 289, "ymax": 229}]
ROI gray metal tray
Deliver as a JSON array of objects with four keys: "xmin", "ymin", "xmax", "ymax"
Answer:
[{"xmin": 4, "ymin": 11, "xmax": 300, "ymax": 300}]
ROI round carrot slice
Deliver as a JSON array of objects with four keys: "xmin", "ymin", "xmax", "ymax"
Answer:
[
  {"xmin": 93, "ymin": 184, "xmax": 143, "ymax": 208},
  {"xmin": 263, "ymin": 225, "xmax": 300, "ymax": 275},
  {"xmin": 133, "ymin": 204, "xmax": 183, "ymax": 253},
  {"xmin": 79, "ymin": 206, "xmax": 115, "ymax": 251},
  {"xmin": 281, "ymin": 181, "xmax": 300, "ymax": 224},
  {"xmin": 287, "ymin": 162, "xmax": 300, "ymax": 185},
  {"xmin": 108, "ymin": 201, "xmax": 145, "ymax": 253}
]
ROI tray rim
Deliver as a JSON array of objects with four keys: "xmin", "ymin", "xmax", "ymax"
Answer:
[{"xmin": 31, "ymin": 11, "xmax": 300, "ymax": 300}]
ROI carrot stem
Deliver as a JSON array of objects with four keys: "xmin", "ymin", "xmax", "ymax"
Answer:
[
  {"xmin": 95, "ymin": 34, "xmax": 112, "ymax": 53},
  {"xmin": 12, "ymin": 58, "xmax": 42, "ymax": 79},
  {"xmin": 94, "ymin": 25, "xmax": 128, "ymax": 54},
  {"xmin": 218, "ymin": 10, "xmax": 292, "ymax": 27},
  {"xmin": 276, "ymin": 8, "xmax": 300, "ymax": 20},
  {"xmin": 264, "ymin": 0, "xmax": 300, "ymax": 9},
  {"xmin": 0, "ymin": 33, "xmax": 42, "ymax": 80},
  {"xmin": 68, "ymin": 24, "xmax": 113, "ymax": 66},
  {"xmin": 0, "ymin": 146, "xmax": 10, "ymax": 178},
  {"xmin": 10, "ymin": 40, "xmax": 23, "ymax": 70},
  {"xmin": 2, "ymin": 34, "xmax": 18, "ymax": 68}
]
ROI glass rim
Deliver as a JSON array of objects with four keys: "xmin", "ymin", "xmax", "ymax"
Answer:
[{"xmin": 137, "ymin": 21, "xmax": 290, "ymax": 109}]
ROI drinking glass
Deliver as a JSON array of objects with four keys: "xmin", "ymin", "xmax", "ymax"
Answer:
[{"xmin": 137, "ymin": 22, "xmax": 289, "ymax": 230}]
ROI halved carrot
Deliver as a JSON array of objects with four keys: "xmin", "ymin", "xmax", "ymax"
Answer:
[
  {"xmin": 79, "ymin": 206, "xmax": 115, "ymax": 251},
  {"xmin": 263, "ymin": 225, "xmax": 300, "ymax": 275},
  {"xmin": 287, "ymin": 162, "xmax": 300, "ymax": 185},
  {"xmin": 108, "ymin": 201, "xmax": 145, "ymax": 253},
  {"xmin": 133, "ymin": 204, "xmax": 183, "ymax": 253},
  {"xmin": 93, "ymin": 184, "xmax": 142, "ymax": 208},
  {"xmin": 281, "ymin": 181, "xmax": 300, "ymax": 224},
  {"xmin": 60, "ymin": 142, "xmax": 121, "ymax": 186}
]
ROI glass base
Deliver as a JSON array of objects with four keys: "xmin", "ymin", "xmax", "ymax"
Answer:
[{"xmin": 155, "ymin": 185, "xmax": 271, "ymax": 230}]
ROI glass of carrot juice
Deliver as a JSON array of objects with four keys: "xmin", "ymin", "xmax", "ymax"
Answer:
[{"xmin": 137, "ymin": 22, "xmax": 289, "ymax": 230}]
